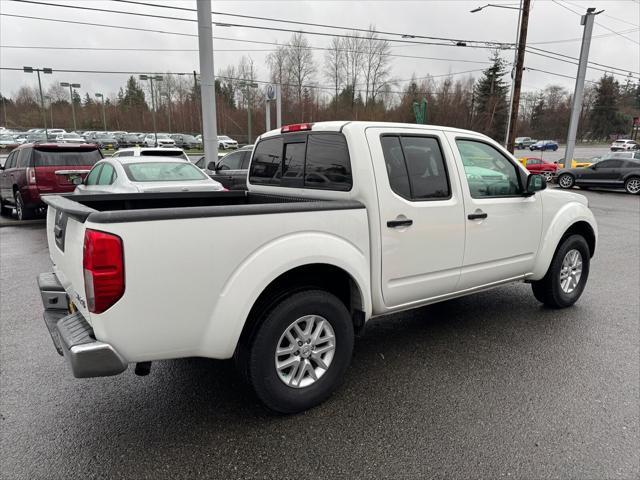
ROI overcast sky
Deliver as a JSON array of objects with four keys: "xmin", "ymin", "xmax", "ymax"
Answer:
[{"xmin": 1, "ymin": 0, "xmax": 639, "ymax": 101}]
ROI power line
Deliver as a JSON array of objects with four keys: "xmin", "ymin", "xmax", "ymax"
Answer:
[
  {"xmin": 551, "ymin": 0, "xmax": 640, "ymax": 45},
  {"xmin": 528, "ymin": 27, "xmax": 639, "ymax": 45},
  {"xmin": 526, "ymin": 47, "xmax": 640, "ymax": 78},
  {"xmin": 7, "ymin": 1, "xmax": 505, "ymax": 49},
  {"xmin": 0, "ymin": 66, "xmax": 483, "ymax": 95},
  {"xmin": 0, "ymin": 44, "xmax": 492, "ymax": 66},
  {"xmin": 562, "ymin": 0, "xmax": 640, "ymax": 28},
  {"xmin": 3, "ymin": 4, "xmax": 637, "ymax": 79}
]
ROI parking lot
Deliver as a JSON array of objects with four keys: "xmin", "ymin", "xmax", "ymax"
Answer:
[{"xmin": 0, "ymin": 187, "xmax": 638, "ymax": 479}]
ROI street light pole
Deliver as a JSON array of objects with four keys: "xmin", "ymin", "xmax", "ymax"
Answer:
[
  {"xmin": 23, "ymin": 66, "xmax": 52, "ymax": 139},
  {"xmin": 95, "ymin": 93, "xmax": 107, "ymax": 131},
  {"xmin": 139, "ymin": 75, "xmax": 163, "ymax": 146},
  {"xmin": 60, "ymin": 82, "xmax": 81, "ymax": 131}
]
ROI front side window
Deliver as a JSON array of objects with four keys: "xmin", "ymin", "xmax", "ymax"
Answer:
[
  {"xmin": 597, "ymin": 160, "xmax": 623, "ymax": 169},
  {"xmin": 456, "ymin": 139, "xmax": 522, "ymax": 198},
  {"xmin": 526, "ymin": 158, "xmax": 541, "ymax": 165},
  {"xmin": 380, "ymin": 135, "xmax": 450, "ymax": 200},
  {"xmin": 219, "ymin": 151, "xmax": 244, "ymax": 170},
  {"xmin": 249, "ymin": 137, "xmax": 283, "ymax": 185}
]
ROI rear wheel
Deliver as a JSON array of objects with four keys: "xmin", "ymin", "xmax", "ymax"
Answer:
[
  {"xmin": 541, "ymin": 171, "xmax": 554, "ymax": 182},
  {"xmin": 624, "ymin": 176, "xmax": 640, "ymax": 195},
  {"xmin": 558, "ymin": 173, "xmax": 574, "ymax": 189},
  {"xmin": 238, "ymin": 289, "xmax": 354, "ymax": 414},
  {"xmin": 14, "ymin": 191, "xmax": 34, "ymax": 220},
  {"xmin": 531, "ymin": 234, "xmax": 590, "ymax": 308}
]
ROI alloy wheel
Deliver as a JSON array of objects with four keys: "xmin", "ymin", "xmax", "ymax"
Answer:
[
  {"xmin": 559, "ymin": 249, "xmax": 583, "ymax": 294},
  {"xmin": 625, "ymin": 178, "xmax": 640, "ymax": 194},
  {"xmin": 274, "ymin": 315, "xmax": 336, "ymax": 389}
]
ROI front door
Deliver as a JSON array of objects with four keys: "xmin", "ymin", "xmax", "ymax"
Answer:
[
  {"xmin": 448, "ymin": 135, "xmax": 543, "ymax": 290},
  {"xmin": 367, "ymin": 128, "xmax": 466, "ymax": 308},
  {"xmin": 0, "ymin": 151, "xmax": 18, "ymax": 201}
]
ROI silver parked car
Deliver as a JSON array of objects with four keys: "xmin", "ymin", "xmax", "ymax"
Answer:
[{"xmin": 74, "ymin": 156, "xmax": 226, "ymax": 194}]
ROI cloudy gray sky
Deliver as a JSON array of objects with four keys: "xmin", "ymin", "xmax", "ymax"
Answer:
[{"xmin": 1, "ymin": 0, "xmax": 639, "ymax": 100}]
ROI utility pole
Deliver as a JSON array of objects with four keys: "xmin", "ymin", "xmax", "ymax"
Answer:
[
  {"xmin": 564, "ymin": 8, "xmax": 602, "ymax": 167},
  {"xmin": 23, "ymin": 67, "xmax": 52, "ymax": 139},
  {"xmin": 192, "ymin": 71, "xmax": 203, "ymax": 135},
  {"xmin": 95, "ymin": 93, "xmax": 107, "ymax": 131},
  {"xmin": 197, "ymin": 0, "xmax": 218, "ymax": 168},
  {"xmin": 505, "ymin": 0, "xmax": 530, "ymax": 154},
  {"xmin": 139, "ymin": 75, "xmax": 163, "ymax": 146},
  {"xmin": 60, "ymin": 82, "xmax": 81, "ymax": 131}
]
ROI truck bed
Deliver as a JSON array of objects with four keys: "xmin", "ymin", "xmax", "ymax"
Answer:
[{"xmin": 42, "ymin": 191, "xmax": 364, "ymax": 224}]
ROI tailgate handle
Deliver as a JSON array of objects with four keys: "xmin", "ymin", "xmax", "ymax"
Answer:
[{"xmin": 54, "ymin": 225, "xmax": 63, "ymax": 239}]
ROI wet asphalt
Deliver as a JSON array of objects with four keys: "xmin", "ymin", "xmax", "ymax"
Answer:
[{"xmin": 0, "ymin": 188, "xmax": 638, "ymax": 479}]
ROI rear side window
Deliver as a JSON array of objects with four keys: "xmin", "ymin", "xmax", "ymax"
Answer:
[
  {"xmin": 381, "ymin": 135, "xmax": 450, "ymax": 200},
  {"xmin": 17, "ymin": 149, "xmax": 32, "ymax": 167},
  {"xmin": 4, "ymin": 151, "xmax": 18, "ymax": 169},
  {"xmin": 33, "ymin": 149, "xmax": 102, "ymax": 167},
  {"xmin": 249, "ymin": 133, "xmax": 352, "ymax": 191},
  {"xmin": 97, "ymin": 163, "xmax": 116, "ymax": 185},
  {"xmin": 305, "ymin": 134, "xmax": 351, "ymax": 191},
  {"xmin": 85, "ymin": 164, "xmax": 103, "ymax": 185}
]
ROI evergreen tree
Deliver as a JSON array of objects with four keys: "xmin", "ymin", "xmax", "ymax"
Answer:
[
  {"xmin": 589, "ymin": 75, "xmax": 628, "ymax": 139},
  {"xmin": 71, "ymin": 89, "xmax": 82, "ymax": 105},
  {"xmin": 121, "ymin": 76, "xmax": 146, "ymax": 108},
  {"xmin": 83, "ymin": 92, "xmax": 93, "ymax": 106},
  {"xmin": 472, "ymin": 51, "xmax": 509, "ymax": 140}
]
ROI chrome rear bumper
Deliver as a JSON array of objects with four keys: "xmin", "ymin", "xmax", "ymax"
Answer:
[{"xmin": 38, "ymin": 272, "xmax": 127, "ymax": 378}]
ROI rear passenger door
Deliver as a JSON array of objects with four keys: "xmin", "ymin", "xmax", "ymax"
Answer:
[
  {"xmin": 0, "ymin": 151, "xmax": 18, "ymax": 201},
  {"xmin": 366, "ymin": 128, "xmax": 466, "ymax": 307}
]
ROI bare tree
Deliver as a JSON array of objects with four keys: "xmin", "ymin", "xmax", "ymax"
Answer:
[
  {"xmin": 286, "ymin": 32, "xmax": 315, "ymax": 122},
  {"xmin": 324, "ymin": 37, "xmax": 345, "ymax": 116},
  {"xmin": 342, "ymin": 31, "xmax": 364, "ymax": 111},
  {"xmin": 361, "ymin": 26, "xmax": 392, "ymax": 109}
]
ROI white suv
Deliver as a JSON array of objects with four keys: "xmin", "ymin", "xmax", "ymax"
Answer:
[
  {"xmin": 143, "ymin": 133, "xmax": 176, "ymax": 148},
  {"xmin": 610, "ymin": 139, "xmax": 638, "ymax": 151},
  {"xmin": 218, "ymin": 135, "xmax": 238, "ymax": 149}
]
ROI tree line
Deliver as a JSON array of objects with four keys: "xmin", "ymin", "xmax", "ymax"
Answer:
[{"xmin": 1, "ymin": 30, "xmax": 638, "ymax": 142}]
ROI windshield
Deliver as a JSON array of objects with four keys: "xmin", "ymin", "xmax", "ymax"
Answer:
[{"xmin": 123, "ymin": 161, "xmax": 207, "ymax": 182}]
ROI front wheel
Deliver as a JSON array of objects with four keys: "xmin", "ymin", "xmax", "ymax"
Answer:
[
  {"xmin": 542, "ymin": 171, "xmax": 554, "ymax": 182},
  {"xmin": 238, "ymin": 289, "xmax": 354, "ymax": 414},
  {"xmin": 558, "ymin": 173, "xmax": 575, "ymax": 189},
  {"xmin": 624, "ymin": 176, "xmax": 640, "ymax": 195},
  {"xmin": 531, "ymin": 234, "xmax": 590, "ymax": 308}
]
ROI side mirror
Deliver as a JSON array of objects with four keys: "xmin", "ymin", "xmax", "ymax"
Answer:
[
  {"xmin": 525, "ymin": 173, "xmax": 546, "ymax": 196},
  {"xmin": 590, "ymin": 164, "xmax": 597, "ymax": 169},
  {"xmin": 207, "ymin": 162, "xmax": 217, "ymax": 171},
  {"xmin": 72, "ymin": 176, "xmax": 83, "ymax": 185}
]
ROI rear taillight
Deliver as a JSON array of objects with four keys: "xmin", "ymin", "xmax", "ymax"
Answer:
[
  {"xmin": 281, "ymin": 123, "xmax": 313, "ymax": 133},
  {"xmin": 26, "ymin": 167, "xmax": 36, "ymax": 185},
  {"xmin": 83, "ymin": 229, "xmax": 125, "ymax": 314}
]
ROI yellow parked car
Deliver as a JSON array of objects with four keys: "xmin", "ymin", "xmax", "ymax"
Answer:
[{"xmin": 571, "ymin": 156, "xmax": 603, "ymax": 168}]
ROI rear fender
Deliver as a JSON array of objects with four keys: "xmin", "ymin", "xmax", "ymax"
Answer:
[{"xmin": 197, "ymin": 231, "xmax": 371, "ymax": 359}]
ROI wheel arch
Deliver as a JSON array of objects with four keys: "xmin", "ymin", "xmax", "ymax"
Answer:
[{"xmin": 530, "ymin": 205, "xmax": 597, "ymax": 280}]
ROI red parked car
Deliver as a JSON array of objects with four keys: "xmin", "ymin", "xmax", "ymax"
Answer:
[
  {"xmin": 521, "ymin": 157, "xmax": 558, "ymax": 182},
  {"xmin": 0, "ymin": 143, "xmax": 102, "ymax": 220}
]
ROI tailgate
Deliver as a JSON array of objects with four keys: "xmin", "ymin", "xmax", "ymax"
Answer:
[
  {"xmin": 35, "ymin": 166, "xmax": 92, "ymax": 192},
  {"xmin": 45, "ymin": 199, "xmax": 93, "ymax": 321}
]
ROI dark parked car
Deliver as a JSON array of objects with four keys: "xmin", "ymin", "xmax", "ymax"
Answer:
[
  {"xmin": 556, "ymin": 158, "xmax": 640, "ymax": 194},
  {"xmin": 170, "ymin": 134, "xmax": 202, "ymax": 150},
  {"xmin": 87, "ymin": 133, "xmax": 119, "ymax": 150},
  {"xmin": 530, "ymin": 140, "xmax": 559, "ymax": 151},
  {"xmin": 115, "ymin": 133, "xmax": 143, "ymax": 148},
  {"xmin": 0, "ymin": 143, "xmax": 103, "ymax": 219},
  {"xmin": 195, "ymin": 145, "xmax": 253, "ymax": 190}
]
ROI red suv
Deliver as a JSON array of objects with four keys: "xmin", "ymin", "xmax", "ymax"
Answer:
[{"xmin": 0, "ymin": 143, "xmax": 102, "ymax": 220}]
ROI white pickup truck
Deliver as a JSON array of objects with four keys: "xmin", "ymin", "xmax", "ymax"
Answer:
[{"xmin": 38, "ymin": 121, "xmax": 597, "ymax": 413}]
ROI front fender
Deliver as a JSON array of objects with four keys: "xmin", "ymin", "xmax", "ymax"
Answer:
[
  {"xmin": 197, "ymin": 231, "xmax": 371, "ymax": 359},
  {"xmin": 529, "ymin": 201, "xmax": 597, "ymax": 280}
]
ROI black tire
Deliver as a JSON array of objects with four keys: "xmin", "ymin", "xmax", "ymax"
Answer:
[
  {"xmin": 531, "ymin": 234, "xmax": 590, "ymax": 308},
  {"xmin": 14, "ymin": 191, "xmax": 34, "ymax": 221},
  {"xmin": 624, "ymin": 176, "xmax": 640, "ymax": 195},
  {"xmin": 239, "ymin": 289, "xmax": 354, "ymax": 414},
  {"xmin": 558, "ymin": 173, "xmax": 575, "ymax": 189}
]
